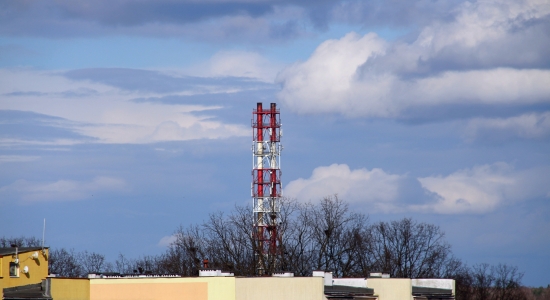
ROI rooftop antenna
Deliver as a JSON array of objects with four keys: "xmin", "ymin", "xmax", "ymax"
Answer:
[{"xmin": 41, "ymin": 218, "xmax": 47, "ymax": 255}]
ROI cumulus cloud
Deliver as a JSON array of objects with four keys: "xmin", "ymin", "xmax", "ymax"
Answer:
[
  {"xmin": 0, "ymin": 176, "xmax": 127, "ymax": 203},
  {"xmin": 285, "ymin": 163, "xmax": 550, "ymax": 214},
  {"xmin": 277, "ymin": 32, "xmax": 387, "ymax": 116},
  {"xmin": 0, "ymin": 68, "xmax": 250, "ymax": 145},
  {"xmin": 464, "ymin": 111, "xmax": 550, "ymax": 142},
  {"xmin": 417, "ymin": 163, "xmax": 550, "ymax": 214},
  {"xmin": 284, "ymin": 164, "xmax": 425, "ymax": 212},
  {"xmin": 366, "ymin": 0, "xmax": 550, "ymax": 74},
  {"xmin": 277, "ymin": 0, "xmax": 550, "ymax": 120}
]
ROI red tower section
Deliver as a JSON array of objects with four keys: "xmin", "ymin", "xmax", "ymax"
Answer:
[{"xmin": 252, "ymin": 102, "xmax": 282, "ymax": 275}]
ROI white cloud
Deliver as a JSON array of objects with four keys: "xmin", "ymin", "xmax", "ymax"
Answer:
[
  {"xmin": 74, "ymin": 105, "xmax": 248, "ymax": 144},
  {"xmin": 285, "ymin": 162, "xmax": 550, "ymax": 215},
  {"xmin": 464, "ymin": 112, "xmax": 550, "ymax": 141},
  {"xmin": 276, "ymin": 0, "xmax": 550, "ymax": 119},
  {"xmin": 410, "ymin": 0, "xmax": 550, "ymax": 60},
  {"xmin": 0, "ymin": 138, "xmax": 83, "ymax": 148},
  {"xmin": 284, "ymin": 164, "xmax": 404, "ymax": 207},
  {"xmin": 417, "ymin": 163, "xmax": 550, "ymax": 214},
  {"xmin": 187, "ymin": 50, "xmax": 285, "ymax": 82},
  {"xmin": 281, "ymin": 66, "xmax": 550, "ymax": 118},
  {"xmin": 0, "ymin": 68, "xmax": 107, "ymax": 95},
  {"xmin": 0, "ymin": 69, "xmax": 249, "ymax": 145},
  {"xmin": 0, "ymin": 176, "xmax": 127, "ymax": 203},
  {"xmin": 276, "ymin": 32, "xmax": 388, "ymax": 116},
  {"xmin": 0, "ymin": 155, "xmax": 40, "ymax": 163}
]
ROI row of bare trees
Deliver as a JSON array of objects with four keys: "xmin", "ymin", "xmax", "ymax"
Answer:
[
  {"xmin": 525, "ymin": 286, "xmax": 550, "ymax": 300},
  {"xmin": 159, "ymin": 196, "xmax": 459, "ymax": 278},
  {"xmin": 0, "ymin": 236, "xmax": 43, "ymax": 248},
  {"xmin": 138, "ymin": 195, "xmax": 533, "ymax": 300},
  {"xmin": 1, "ymin": 196, "xmax": 536, "ymax": 300},
  {"xmin": 49, "ymin": 249, "xmax": 107, "ymax": 277}
]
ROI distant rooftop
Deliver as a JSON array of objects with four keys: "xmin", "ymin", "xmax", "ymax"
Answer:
[{"xmin": 0, "ymin": 247, "xmax": 48, "ymax": 256}]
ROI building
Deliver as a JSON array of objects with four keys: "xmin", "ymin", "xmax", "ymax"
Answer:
[
  {"xmin": 43, "ymin": 275, "xmax": 325, "ymax": 300},
  {"xmin": 317, "ymin": 271, "xmax": 455, "ymax": 300},
  {"xmin": 38, "ymin": 271, "xmax": 454, "ymax": 300},
  {"xmin": 1, "ymin": 247, "xmax": 455, "ymax": 300},
  {"xmin": 0, "ymin": 246, "xmax": 50, "ymax": 299}
]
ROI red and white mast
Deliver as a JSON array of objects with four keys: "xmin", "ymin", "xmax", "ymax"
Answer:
[{"xmin": 252, "ymin": 102, "xmax": 282, "ymax": 275}]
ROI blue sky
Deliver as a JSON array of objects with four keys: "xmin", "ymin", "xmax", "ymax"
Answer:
[{"xmin": 1, "ymin": 0, "xmax": 549, "ymax": 286}]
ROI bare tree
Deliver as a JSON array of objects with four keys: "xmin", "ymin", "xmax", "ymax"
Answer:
[
  {"xmin": 439, "ymin": 257, "xmax": 474, "ymax": 300},
  {"xmin": 279, "ymin": 200, "xmax": 316, "ymax": 276},
  {"xmin": 114, "ymin": 253, "xmax": 132, "ymax": 274},
  {"xmin": 271, "ymin": 195, "xmax": 371, "ymax": 277},
  {"xmin": 471, "ymin": 263, "xmax": 495, "ymax": 300},
  {"xmin": 468, "ymin": 263, "xmax": 527, "ymax": 300},
  {"xmin": 491, "ymin": 264, "xmax": 526, "ymax": 300},
  {"xmin": 133, "ymin": 255, "xmax": 165, "ymax": 274},
  {"xmin": 49, "ymin": 248, "xmax": 83, "ymax": 277},
  {"xmin": 160, "ymin": 224, "xmax": 207, "ymax": 275},
  {"xmin": 102, "ymin": 262, "xmax": 116, "ymax": 273},
  {"xmin": 369, "ymin": 218, "xmax": 453, "ymax": 278},
  {"xmin": 226, "ymin": 205, "xmax": 257, "ymax": 275},
  {"xmin": 204, "ymin": 210, "xmax": 255, "ymax": 275},
  {"xmin": 80, "ymin": 251, "xmax": 106, "ymax": 274},
  {"xmin": 193, "ymin": 198, "xmax": 303, "ymax": 276},
  {"xmin": 309, "ymin": 195, "xmax": 369, "ymax": 277}
]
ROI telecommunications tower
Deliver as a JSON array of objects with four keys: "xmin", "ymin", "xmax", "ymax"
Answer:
[{"xmin": 252, "ymin": 102, "xmax": 282, "ymax": 275}]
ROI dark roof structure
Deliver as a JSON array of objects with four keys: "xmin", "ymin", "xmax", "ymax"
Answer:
[
  {"xmin": 324, "ymin": 285, "xmax": 377, "ymax": 299},
  {"xmin": 2, "ymin": 283, "xmax": 52, "ymax": 300},
  {"xmin": 412, "ymin": 286, "xmax": 455, "ymax": 300},
  {"xmin": 0, "ymin": 247, "xmax": 47, "ymax": 256}
]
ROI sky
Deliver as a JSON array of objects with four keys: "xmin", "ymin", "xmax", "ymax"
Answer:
[{"xmin": 1, "ymin": 0, "xmax": 549, "ymax": 286}]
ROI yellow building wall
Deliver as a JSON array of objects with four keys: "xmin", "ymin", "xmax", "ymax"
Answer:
[
  {"xmin": 48, "ymin": 275, "xmax": 327, "ymax": 300},
  {"xmin": 368, "ymin": 278, "xmax": 412, "ymax": 300},
  {"xmin": 90, "ymin": 277, "xmax": 235, "ymax": 300},
  {"xmin": 50, "ymin": 278, "xmax": 90, "ymax": 300},
  {"xmin": 235, "ymin": 277, "xmax": 324, "ymax": 300},
  {"xmin": 0, "ymin": 256, "xmax": 4, "ymax": 299},
  {"xmin": 0, "ymin": 249, "xmax": 49, "ymax": 290},
  {"xmin": 0, "ymin": 256, "xmax": 5, "ymax": 299}
]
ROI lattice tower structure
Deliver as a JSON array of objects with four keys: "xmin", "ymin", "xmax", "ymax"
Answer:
[{"xmin": 251, "ymin": 102, "xmax": 282, "ymax": 275}]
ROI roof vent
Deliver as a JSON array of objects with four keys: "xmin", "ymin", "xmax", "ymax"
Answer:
[
  {"xmin": 369, "ymin": 272, "xmax": 390, "ymax": 278},
  {"xmin": 199, "ymin": 269, "xmax": 234, "ymax": 277},
  {"xmin": 312, "ymin": 270, "xmax": 333, "ymax": 286},
  {"xmin": 272, "ymin": 272, "xmax": 294, "ymax": 277}
]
